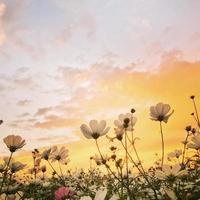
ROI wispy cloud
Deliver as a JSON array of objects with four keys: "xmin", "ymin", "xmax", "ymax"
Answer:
[
  {"xmin": 17, "ymin": 99, "xmax": 31, "ymax": 106},
  {"xmin": 34, "ymin": 107, "xmax": 53, "ymax": 116}
]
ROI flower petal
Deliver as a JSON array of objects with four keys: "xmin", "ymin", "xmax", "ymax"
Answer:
[
  {"xmin": 97, "ymin": 120, "xmax": 106, "ymax": 133},
  {"xmin": 80, "ymin": 124, "xmax": 92, "ymax": 139},
  {"xmin": 89, "ymin": 120, "xmax": 98, "ymax": 133}
]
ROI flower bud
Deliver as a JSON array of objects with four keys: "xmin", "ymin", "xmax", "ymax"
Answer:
[
  {"xmin": 190, "ymin": 95, "xmax": 195, "ymax": 99},
  {"xmin": 185, "ymin": 126, "xmax": 192, "ymax": 132},
  {"xmin": 131, "ymin": 108, "xmax": 136, "ymax": 113},
  {"xmin": 124, "ymin": 118, "xmax": 130, "ymax": 124}
]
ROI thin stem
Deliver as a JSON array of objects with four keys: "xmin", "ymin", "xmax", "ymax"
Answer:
[
  {"xmin": 58, "ymin": 161, "xmax": 63, "ymax": 177},
  {"xmin": 160, "ymin": 122, "xmax": 164, "ymax": 169},
  {"xmin": 124, "ymin": 129, "xmax": 130, "ymax": 197},
  {"xmin": 129, "ymin": 115, "xmax": 147, "ymax": 176},
  {"xmin": 127, "ymin": 135, "xmax": 146, "ymax": 176},
  {"xmin": 131, "ymin": 114, "xmax": 134, "ymax": 143},
  {"xmin": 95, "ymin": 139, "xmax": 122, "ymax": 198},
  {"xmin": 192, "ymin": 114, "xmax": 198, "ymax": 124},
  {"xmin": 47, "ymin": 160, "xmax": 62, "ymax": 180},
  {"xmin": 120, "ymin": 141, "xmax": 158, "ymax": 200},
  {"xmin": 0, "ymin": 152, "xmax": 13, "ymax": 193},
  {"xmin": 182, "ymin": 131, "xmax": 189, "ymax": 167},
  {"xmin": 42, "ymin": 172, "xmax": 45, "ymax": 180},
  {"xmin": 5, "ymin": 173, "xmax": 13, "ymax": 200},
  {"xmin": 33, "ymin": 158, "xmax": 36, "ymax": 181},
  {"xmin": 95, "ymin": 140, "xmax": 118, "ymax": 180},
  {"xmin": 192, "ymin": 99, "xmax": 200, "ymax": 127}
]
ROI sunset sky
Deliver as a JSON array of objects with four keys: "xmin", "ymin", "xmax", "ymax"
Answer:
[{"xmin": 0, "ymin": 0, "xmax": 200, "ymax": 169}]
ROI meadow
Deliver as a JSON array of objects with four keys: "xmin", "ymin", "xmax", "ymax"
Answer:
[{"xmin": 0, "ymin": 96, "xmax": 200, "ymax": 200}]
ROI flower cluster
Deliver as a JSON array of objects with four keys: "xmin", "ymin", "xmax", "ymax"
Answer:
[{"xmin": 0, "ymin": 96, "xmax": 200, "ymax": 199}]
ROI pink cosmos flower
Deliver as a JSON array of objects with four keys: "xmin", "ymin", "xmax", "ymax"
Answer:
[{"xmin": 55, "ymin": 187, "xmax": 75, "ymax": 200}]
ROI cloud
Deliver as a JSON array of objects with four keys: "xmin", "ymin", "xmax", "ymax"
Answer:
[
  {"xmin": 34, "ymin": 115, "xmax": 80, "ymax": 129},
  {"xmin": 15, "ymin": 67, "xmax": 30, "ymax": 74},
  {"xmin": 17, "ymin": 99, "xmax": 31, "ymax": 106},
  {"xmin": 0, "ymin": 0, "xmax": 45, "ymax": 60},
  {"xmin": 34, "ymin": 107, "xmax": 53, "ymax": 116},
  {"xmin": 35, "ymin": 134, "xmax": 78, "ymax": 144},
  {"xmin": 7, "ymin": 51, "xmax": 200, "ymax": 135},
  {"xmin": 13, "ymin": 77, "xmax": 38, "ymax": 89},
  {"xmin": 0, "ymin": 3, "xmax": 6, "ymax": 44},
  {"xmin": 0, "ymin": 68, "xmax": 40, "ymax": 92},
  {"xmin": 18, "ymin": 112, "xmax": 31, "ymax": 118}
]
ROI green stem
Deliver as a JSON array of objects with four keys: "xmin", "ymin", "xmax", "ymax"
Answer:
[
  {"xmin": 120, "ymin": 141, "xmax": 158, "ymax": 200},
  {"xmin": 124, "ymin": 130, "xmax": 131, "ymax": 197},
  {"xmin": 192, "ymin": 99, "xmax": 200, "ymax": 128},
  {"xmin": 5, "ymin": 173, "xmax": 12, "ymax": 200},
  {"xmin": 182, "ymin": 131, "xmax": 189, "ymax": 167},
  {"xmin": 47, "ymin": 160, "xmax": 62, "ymax": 180},
  {"xmin": 95, "ymin": 139, "xmax": 121, "ymax": 198},
  {"xmin": 58, "ymin": 161, "xmax": 63, "ymax": 177},
  {"xmin": 0, "ymin": 152, "xmax": 13, "ymax": 193},
  {"xmin": 127, "ymin": 135, "xmax": 146, "ymax": 176},
  {"xmin": 160, "ymin": 122, "xmax": 164, "ymax": 169}
]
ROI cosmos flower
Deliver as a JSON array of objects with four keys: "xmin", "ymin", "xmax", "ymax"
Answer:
[
  {"xmin": 80, "ymin": 197, "xmax": 92, "ymax": 200},
  {"xmin": 168, "ymin": 149, "xmax": 182, "ymax": 159},
  {"xmin": 114, "ymin": 127, "xmax": 124, "ymax": 140},
  {"xmin": 80, "ymin": 189, "xmax": 107, "ymax": 200},
  {"xmin": 155, "ymin": 164, "xmax": 187, "ymax": 180},
  {"xmin": 114, "ymin": 113, "xmax": 137, "ymax": 131},
  {"xmin": 50, "ymin": 146, "xmax": 69, "ymax": 164},
  {"xmin": 55, "ymin": 187, "xmax": 75, "ymax": 200},
  {"xmin": 164, "ymin": 188, "xmax": 177, "ymax": 200},
  {"xmin": 94, "ymin": 189, "xmax": 107, "ymax": 200},
  {"xmin": 92, "ymin": 154, "xmax": 108, "ymax": 165},
  {"xmin": 41, "ymin": 148, "xmax": 51, "ymax": 160},
  {"xmin": 9, "ymin": 161, "xmax": 27, "ymax": 173},
  {"xmin": 187, "ymin": 134, "xmax": 200, "ymax": 150},
  {"xmin": 41, "ymin": 165, "xmax": 46, "ymax": 173},
  {"xmin": 80, "ymin": 120, "xmax": 110, "ymax": 139},
  {"xmin": 150, "ymin": 103, "xmax": 174, "ymax": 123},
  {"xmin": 3, "ymin": 135, "xmax": 26, "ymax": 152},
  {"xmin": 0, "ymin": 194, "xmax": 16, "ymax": 200}
]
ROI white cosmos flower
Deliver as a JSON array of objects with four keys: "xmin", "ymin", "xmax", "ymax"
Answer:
[
  {"xmin": 94, "ymin": 188, "xmax": 107, "ymax": 200},
  {"xmin": 150, "ymin": 103, "xmax": 174, "ymax": 123},
  {"xmin": 110, "ymin": 194, "xmax": 118, "ymax": 200},
  {"xmin": 114, "ymin": 127, "xmax": 124, "ymax": 140},
  {"xmin": 50, "ymin": 146, "xmax": 69, "ymax": 164},
  {"xmin": 114, "ymin": 113, "xmax": 137, "ymax": 131},
  {"xmin": 187, "ymin": 134, "xmax": 200, "ymax": 150},
  {"xmin": 155, "ymin": 164, "xmax": 187, "ymax": 180},
  {"xmin": 41, "ymin": 148, "xmax": 51, "ymax": 160},
  {"xmin": 80, "ymin": 189, "xmax": 107, "ymax": 200},
  {"xmin": 80, "ymin": 120, "xmax": 110, "ymax": 139},
  {"xmin": 164, "ymin": 188, "xmax": 177, "ymax": 200},
  {"xmin": 9, "ymin": 161, "xmax": 27, "ymax": 173},
  {"xmin": 92, "ymin": 154, "xmax": 103, "ymax": 165},
  {"xmin": 3, "ymin": 135, "xmax": 26, "ymax": 152},
  {"xmin": 0, "ymin": 194, "xmax": 16, "ymax": 200},
  {"xmin": 168, "ymin": 149, "xmax": 182, "ymax": 158},
  {"xmin": 80, "ymin": 196, "xmax": 92, "ymax": 200}
]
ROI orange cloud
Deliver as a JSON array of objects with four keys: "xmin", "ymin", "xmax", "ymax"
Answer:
[{"xmin": 34, "ymin": 115, "xmax": 80, "ymax": 129}]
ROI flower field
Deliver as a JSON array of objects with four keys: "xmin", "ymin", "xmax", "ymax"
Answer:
[{"xmin": 1, "ymin": 96, "xmax": 200, "ymax": 200}]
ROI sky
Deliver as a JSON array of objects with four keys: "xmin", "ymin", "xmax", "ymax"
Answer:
[{"xmin": 0, "ymin": 0, "xmax": 200, "ymax": 169}]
